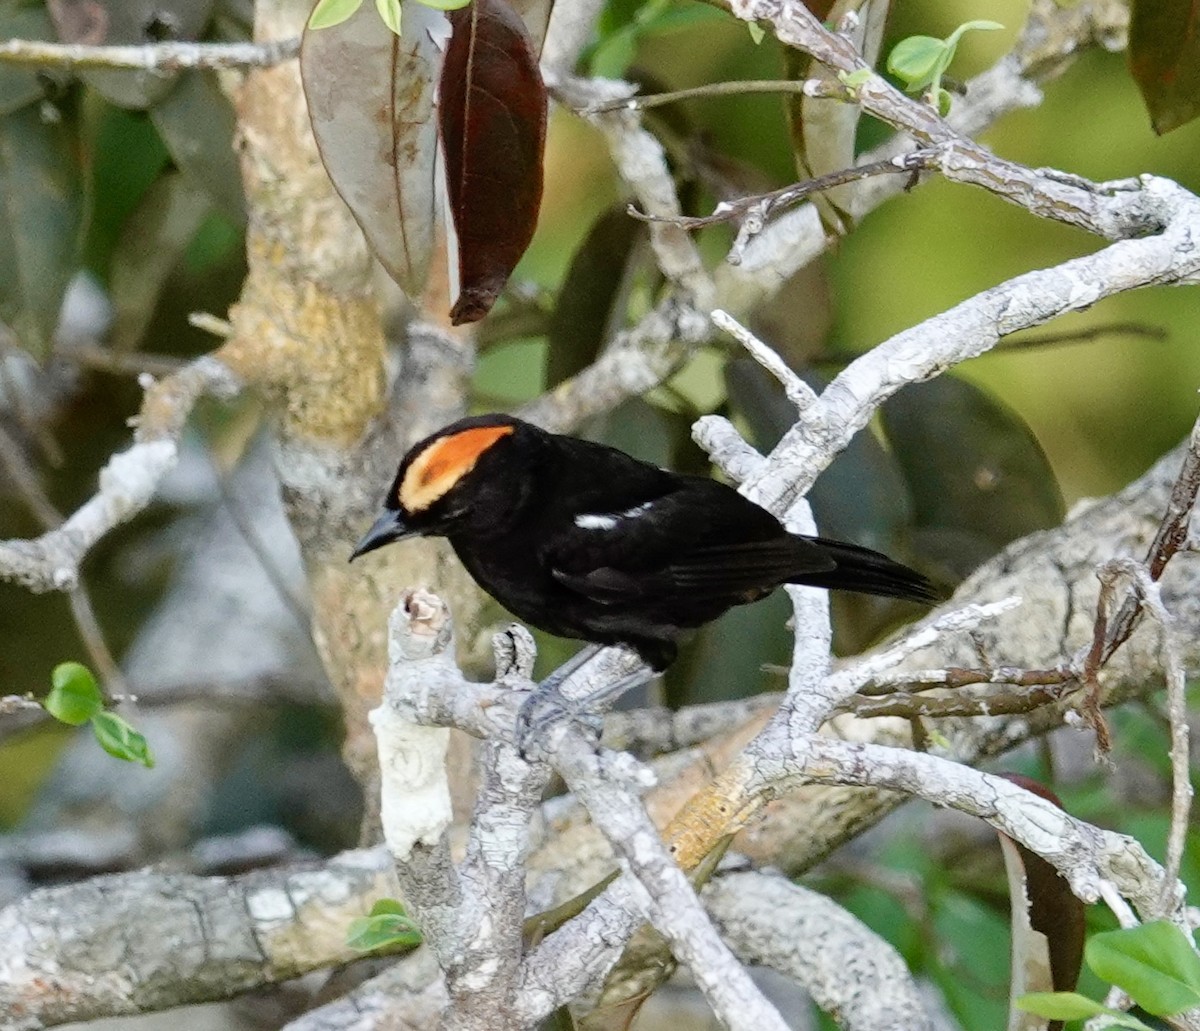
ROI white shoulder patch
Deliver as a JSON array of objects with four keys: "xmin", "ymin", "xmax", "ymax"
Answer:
[
  {"xmin": 575, "ymin": 501, "xmax": 654, "ymax": 530},
  {"xmin": 575, "ymin": 513, "xmax": 619, "ymax": 530}
]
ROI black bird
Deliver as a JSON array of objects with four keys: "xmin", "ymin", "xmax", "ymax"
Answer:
[{"xmin": 350, "ymin": 413, "xmax": 936, "ymax": 671}]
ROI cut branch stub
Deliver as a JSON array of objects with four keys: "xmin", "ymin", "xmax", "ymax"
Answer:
[
  {"xmin": 440, "ymin": 0, "xmax": 547, "ymax": 324},
  {"xmin": 301, "ymin": 0, "xmax": 443, "ymax": 298}
]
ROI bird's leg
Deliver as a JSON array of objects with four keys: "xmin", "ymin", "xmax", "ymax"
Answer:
[
  {"xmin": 539, "ymin": 642, "xmax": 605, "ymax": 692},
  {"xmin": 515, "ymin": 645, "xmax": 655, "ymax": 757}
]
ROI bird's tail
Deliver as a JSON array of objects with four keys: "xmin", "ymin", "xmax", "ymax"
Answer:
[{"xmin": 794, "ymin": 537, "xmax": 940, "ymax": 604}]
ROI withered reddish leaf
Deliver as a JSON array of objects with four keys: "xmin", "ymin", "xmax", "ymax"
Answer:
[
  {"xmin": 440, "ymin": 0, "xmax": 547, "ymax": 324},
  {"xmin": 1129, "ymin": 0, "xmax": 1200, "ymax": 134},
  {"xmin": 301, "ymin": 0, "xmax": 443, "ymax": 298},
  {"xmin": 998, "ymin": 774, "xmax": 1086, "ymax": 1031}
]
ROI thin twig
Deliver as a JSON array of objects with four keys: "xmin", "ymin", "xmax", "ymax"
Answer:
[
  {"xmin": 711, "ymin": 309, "xmax": 818, "ymax": 412},
  {"xmin": 205, "ymin": 452, "xmax": 311, "ymax": 631},
  {"xmin": 585, "ymin": 78, "xmax": 832, "ymax": 114},
  {"xmin": 809, "ymin": 321, "xmax": 1169, "ymax": 367},
  {"xmin": 68, "ymin": 345, "xmax": 188, "ymax": 379},
  {"xmin": 0, "ymin": 695, "xmax": 44, "ymax": 716},
  {"xmin": 852, "ymin": 665, "xmax": 1076, "ymax": 698},
  {"xmin": 848, "ymin": 683, "xmax": 1069, "ymax": 721},
  {"xmin": 628, "ymin": 150, "xmax": 937, "ymax": 230},
  {"xmin": 0, "ymin": 423, "xmax": 125, "ymax": 698},
  {"xmin": 1076, "ymin": 412, "xmax": 1200, "ymax": 749},
  {"xmin": 1127, "ymin": 572, "xmax": 1192, "ymax": 917},
  {"xmin": 0, "ymin": 354, "xmax": 240, "ymax": 592},
  {"xmin": 996, "ymin": 321, "xmax": 1167, "ymax": 352},
  {"xmin": 0, "ymin": 36, "xmax": 299, "ymax": 71}
]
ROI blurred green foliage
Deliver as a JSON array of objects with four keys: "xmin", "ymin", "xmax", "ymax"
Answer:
[{"xmin": 0, "ymin": 1, "xmax": 1198, "ymax": 1026}]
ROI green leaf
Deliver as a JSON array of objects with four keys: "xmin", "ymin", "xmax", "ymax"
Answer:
[
  {"xmin": 546, "ymin": 206, "xmax": 645, "ymax": 389},
  {"xmin": 886, "ymin": 35, "xmax": 946, "ymax": 91},
  {"xmin": 346, "ymin": 898, "xmax": 423, "ymax": 952},
  {"xmin": 91, "ymin": 712, "xmax": 155, "ymax": 768},
  {"xmin": 0, "ymin": 3, "xmax": 59, "ymax": 117},
  {"xmin": 1086, "ymin": 922, "xmax": 1200, "ymax": 1016},
  {"xmin": 416, "ymin": 0, "xmax": 473, "ymax": 10},
  {"xmin": 109, "ymin": 170, "xmax": 212, "ymax": 351},
  {"xmin": 374, "ymin": 0, "xmax": 402, "ymax": 33},
  {"xmin": 0, "ymin": 102, "xmax": 84, "ymax": 359},
  {"xmin": 367, "ymin": 897, "xmax": 408, "ymax": 917},
  {"xmin": 80, "ymin": 1, "xmax": 216, "ymax": 110},
  {"xmin": 935, "ymin": 87, "xmax": 952, "ymax": 116},
  {"xmin": 45, "ymin": 662, "xmax": 104, "ymax": 726},
  {"xmin": 839, "ymin": 67, "xmax": 872, "ymax": 89},
  {"xmin": 587, "ymin": 0, "xmax": 724, "ymax": 76},
  {"xmin": 887, "ymin": 20, "xmax": 1001, "ymax": 94},
  {"xmin": 82, "ymin": 103, "xmax": 172, "ymax": 274},
  {"xmin": 1016, "ymin": 992, "xmax": 1155, "ymax": 1029},
  {"xmin": 943, "ymin": 19, "xmax": 1003, "ymax": 49},
  {"xmin": 1129, "ymin": 0, "xmax": 1200, "ymax": 134},
  {"xmin": 880, "ymin": 374, "xmax": 1064, "ymax": 581},
  {"xmin": 1015, "ymin": 991, "xmax": 1110, "ymax": 1020},
  {"xmin": 149, "ymin": 71, "xmax": 246, "ymax": 225},
  {"xmin": 309, "ymin": 0, "xmax": 365, "ymax": 29}
]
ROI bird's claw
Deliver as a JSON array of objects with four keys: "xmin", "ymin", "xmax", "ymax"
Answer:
[{"xmin": 515, "ymin": 685, "xmax": 603, "ymax": 760}]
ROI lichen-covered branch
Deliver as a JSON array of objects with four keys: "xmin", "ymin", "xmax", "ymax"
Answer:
[
  {"xmin": 0, "ymin": 36, "xmax": 299, "ymax": 71},
  {"xmin": 704, "ymin": 870, "xmax": 933, "ymax": 1031},
  {"xmin": 0, "ymin": 848, "xmax": 397, "ymax": 1030},
  {"xmin": 0, "ymin": 356, "xmax": 240, "ymax": 592}
]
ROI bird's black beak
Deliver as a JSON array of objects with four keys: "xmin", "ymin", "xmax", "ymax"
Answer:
[{"xmin": 350, "ymin": 509, "xmax": 416, "ymax": 561}]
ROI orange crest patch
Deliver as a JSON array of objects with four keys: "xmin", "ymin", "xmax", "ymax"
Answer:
[{"xmin": 398, "ymin": 425, "xmax": 515, "ymax": 512}]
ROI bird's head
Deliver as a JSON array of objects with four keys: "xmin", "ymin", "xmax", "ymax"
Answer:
[{"xmin": 350, "ymin": 413, "xmax": 539, "ymax": 560}]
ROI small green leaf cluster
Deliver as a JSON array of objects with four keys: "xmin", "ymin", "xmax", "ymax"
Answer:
[
  {"xmin": 345, "ymin": 898, "xmax": 424, "ymax": 953},
  {"xmin": 44, "ymin": 663, "xmax": 154, "ymax": 768},
  {"xmin": 886, "ymin": 20, "xmax": 1002, "ymax": 116},
  {"xmin": 1019, "ymin": 921, "xmax": 1200, "ymax": 1029},
  {"xmin": 308, "ymin": 0, "xmax": 469, "ymax": 35}
]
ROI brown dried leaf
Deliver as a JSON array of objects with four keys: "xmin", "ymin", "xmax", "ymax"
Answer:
[
  {"xmin": 997, "ymin": 774, "xmax": 1086, "ymax": 1031},
  {"xmin": 440, "ymin": 0, "xmax": 547, "ymax": 324},
  {"xmin": 301, "ymin": 0, "xmax": 444, "ymax": 298}
]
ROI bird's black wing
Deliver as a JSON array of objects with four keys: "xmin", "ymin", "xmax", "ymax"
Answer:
[
  {"xmin": 543, "ymin": 479, "xmax": 831, "ymax": 604},
  {"xmin": 550, "ymin": 537, "xmax": 836, "ymax": 603}
]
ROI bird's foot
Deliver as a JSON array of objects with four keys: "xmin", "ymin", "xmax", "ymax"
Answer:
[
  {"xmin": 515, "ymin": 682, "xmax": 604, "ymax": 760},
  {"xmin": 514, "ymin": 654, "xmax": 656, "ymax": 761}
]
